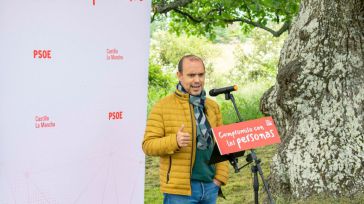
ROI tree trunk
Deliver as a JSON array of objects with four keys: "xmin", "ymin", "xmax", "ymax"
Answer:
[{"xmin": 260, "ymin": 0, "xmax": 364, "ymax": 198}]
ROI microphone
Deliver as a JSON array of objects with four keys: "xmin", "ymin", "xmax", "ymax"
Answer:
[{"xmin": 209, "ymin": 85, "xmax": 238, "ymax": 97}]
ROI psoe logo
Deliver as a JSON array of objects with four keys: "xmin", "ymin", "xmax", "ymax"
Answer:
[
  {"xmin": 108, "ymin": 111, "xmax": 123, "ymax": 120},
  {"xmin": 35, "ymin": 115, "xmax": 56, "ymax": 128},
  {"xmin": 33, "ymin": 50, "xmax": 52, "ymax": 59},
  {"xmin": 265, "ymin": 120, "xmax": 273, "ymax": 126}
]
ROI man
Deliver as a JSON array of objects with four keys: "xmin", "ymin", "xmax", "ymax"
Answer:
[{"xmin": 142, "ymin": 55, "xmax": 229, "ymax": 204}]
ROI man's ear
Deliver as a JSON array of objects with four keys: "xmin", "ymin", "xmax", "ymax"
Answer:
[{"xmin": 177, "ymin": 71, "xmax": 182, "ymax": 81}]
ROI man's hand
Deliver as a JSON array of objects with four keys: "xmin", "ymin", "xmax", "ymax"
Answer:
[
  {"xmin": 176, "ymin": 124, "xmax": 190, "ymax": 148},
  {"xmin": 213, "ymin": 178, "xmax": 222, "ymax": 187}
]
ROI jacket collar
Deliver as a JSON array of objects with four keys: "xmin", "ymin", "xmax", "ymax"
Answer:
[
  {"xmin": 174, "ymin": 89, "xmax": 189, "ymax": 101},
  {"xmin": 174, "ymin": 89, "xmax": 209, "ymax": 114}
]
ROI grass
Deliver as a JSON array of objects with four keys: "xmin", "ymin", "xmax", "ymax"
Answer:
[{"xmin": 215, "ymin": 145, "xmax": 278, "ymax": 204}]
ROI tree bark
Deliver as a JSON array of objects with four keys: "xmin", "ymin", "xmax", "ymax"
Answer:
[{"xmin": 261, "ymin": 0, "xmax": 364, "ymax": 198}]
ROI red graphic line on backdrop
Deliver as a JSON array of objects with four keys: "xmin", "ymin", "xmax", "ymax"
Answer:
[{"xmin": 93, "ymin": 0, "xmax": 95, "ymax": 5}]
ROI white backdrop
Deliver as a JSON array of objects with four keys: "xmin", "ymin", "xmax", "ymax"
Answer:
[{"xmin": 0, "ymin": 0, "xmax": 150, "ymax": 203}]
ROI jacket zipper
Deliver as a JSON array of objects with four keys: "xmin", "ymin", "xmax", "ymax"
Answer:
[
  {"xmin": 189, "ymin": 102, "xmax": 195, "ymax": 185},
  {"xmin": 166, "ymin": 156, "xmax": 172, "ymax": 183}
]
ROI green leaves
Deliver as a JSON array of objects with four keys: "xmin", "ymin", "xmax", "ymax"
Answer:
[
  {"xmin": 152, "ymin": 0, "xmax": 300, "ymax": 37},
  {"xmin": 231, "ymin": 25, "xmax": 286, "ymax": 83},
  {"xmin": 148, "ymin": 63, "xmax": 174, "ymax": 91},
  {"xmin": 150, "ymin": 30, "xmax": 220, "ymax": 68}
]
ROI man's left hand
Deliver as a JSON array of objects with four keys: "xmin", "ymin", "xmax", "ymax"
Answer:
[{"xmin": 213, "ymin": 179, "xmax": 222, "ymax": 187}]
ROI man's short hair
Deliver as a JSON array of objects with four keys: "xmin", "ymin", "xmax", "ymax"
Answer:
[{"xmin": 178, "ymin": 55, "xmax": 205, "ymax": 73}]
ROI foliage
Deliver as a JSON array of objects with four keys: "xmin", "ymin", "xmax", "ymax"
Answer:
[
  {"xmin": 212, "ymin": 23, "xmax": 247, "ymax": 43},
  {"xmin": 147, "ymin": 63, "xmax": 176, "ymax": 112},
  {"xmin": 152, "ymin": 0, "xmax": 300, "ymax": 38},
  {"xmin": 230, "ymin": 26, "xmax": 286, "ymax": 84},
  {"xmin": 150, "ymin": 30, "xmax": 221, "ymax": 70},
  {"xmin": 148, "ymin": 62, "xmax": 175, "ymax": 92}
]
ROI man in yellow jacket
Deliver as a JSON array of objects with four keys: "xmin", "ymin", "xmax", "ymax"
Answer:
[{"xmin": 142, "ymin": 55, "xmax": 229, "ymax": 204}]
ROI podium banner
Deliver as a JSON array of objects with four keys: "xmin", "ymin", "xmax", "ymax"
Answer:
[
  {"xmin": 212, "ymin": 117, "xmax": 281, "ymax": 155},
  {"xmin": 0, "ymin": 1, "xmax": 150, "ymax": 203}
]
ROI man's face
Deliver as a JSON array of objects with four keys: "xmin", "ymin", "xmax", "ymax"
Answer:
[{"xmin": 177, "ymin": 59, "xmax": 205, "ymax": 96}]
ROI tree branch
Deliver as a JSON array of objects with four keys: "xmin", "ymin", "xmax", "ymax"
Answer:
[
  {"xmin": 224, "ymin": 18, "xmax": 290, "ymax": 37},
  {"xmin": 171, "ymin": 9, "xmax": 291, "ymax": 37},
  {"xmin": 153, "ymin": 0, "xmax": 194, "ymax": 14},
  {"xmin": 172, "ymin": 8, "xmax": 202, "ymax": 23},
  {"xmin": 172, "ymin": 7, "xmax": 225, "ymax": 24}
]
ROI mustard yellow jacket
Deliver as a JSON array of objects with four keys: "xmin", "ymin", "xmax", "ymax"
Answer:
[{"xmin": 142, "ymin": 89, "xmax": 229, "ymax": 196}]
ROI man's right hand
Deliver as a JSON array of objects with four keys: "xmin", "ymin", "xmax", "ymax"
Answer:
[{"xmin": 176, "ymin": 124, "xmax": 190, "ymax": 148}]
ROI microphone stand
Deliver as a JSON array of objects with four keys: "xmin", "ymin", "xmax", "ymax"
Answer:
[{"xmin": 224, "ymin": 92, "xmax": 275, "ymax": 204}]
